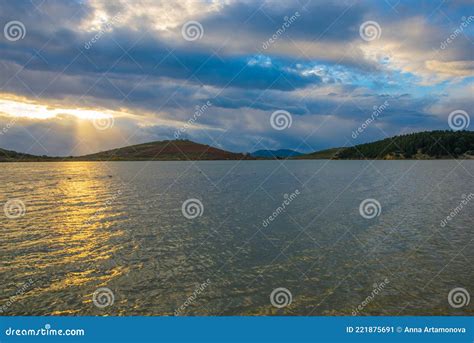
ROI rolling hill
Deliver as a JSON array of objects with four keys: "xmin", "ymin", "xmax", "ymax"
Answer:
[
  {"xmin": 296, "ymin": 130, "xmax": 474, "ymax": 160},
  {"xmin": 0, "ymin": 148, "xmax": 54, "ymax": 162},
  {"xmin": 77, "ymin": 139, "xmax": 250, "ymax": 161},
  {"xmin": 2, "ymin": 131, "xmax": 474, "ymax": 162}
]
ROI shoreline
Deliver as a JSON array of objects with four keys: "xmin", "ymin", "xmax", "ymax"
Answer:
[{"xmin": 2, "ymin": 157, "xmax": 474, "ymax": 163}]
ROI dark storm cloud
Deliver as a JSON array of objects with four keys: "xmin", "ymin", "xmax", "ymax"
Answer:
[
  {"xmin": 0, "ymin": 4, "xmax": 322, "ymax": 95},
  {"xmin": 198, "ymin": 0, "xmax": 367, "ymax": 42}
]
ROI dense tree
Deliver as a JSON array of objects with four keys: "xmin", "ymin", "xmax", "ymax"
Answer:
[{"xmin": 336, "ymin": 131, "xmax": 474, "ymax": 159}]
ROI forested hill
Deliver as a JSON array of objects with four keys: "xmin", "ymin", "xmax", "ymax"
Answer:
[
  {"xmin": 0, "ymin": 148, "xmax": 54, "ymax": 162},
  {"xmin": 334, "ymin": 131, "xmax": 474, "ymax": 159}
]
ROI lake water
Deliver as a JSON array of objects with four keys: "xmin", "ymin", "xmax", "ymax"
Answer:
[{"xmin": 1, "ymin": 161, "xmax": 473, "ymax": 315}]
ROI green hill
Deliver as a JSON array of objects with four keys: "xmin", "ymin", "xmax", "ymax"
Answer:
[
  {"xmin": 0, "ymin": 148, "xmax": 54, "ymax": 162},
  {"xmin": 298, "ymin": 131, "xmax": 474, "ymax": 160}
]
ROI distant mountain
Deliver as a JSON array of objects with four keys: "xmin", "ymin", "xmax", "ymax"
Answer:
[
  {"xmin": 297, "ymin": 130, "xmax": 474, "ymax": 160},
  {"xmin": 77, "ymin": 139, "xmax": 250, "ymax": 161},
  {"xmin": 251, "ymin": 149, "xmax": 303, "ymax": 158}
]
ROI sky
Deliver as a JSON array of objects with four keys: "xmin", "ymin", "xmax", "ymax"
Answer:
[{"xmin": 0, "ymin": 0, "xmax": 473, "ymax": 156}]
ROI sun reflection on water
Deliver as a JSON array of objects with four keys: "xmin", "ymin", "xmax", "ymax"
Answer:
[{"xmin": 1, "ymin": 162, "xmax": 129, "ymax": 314}]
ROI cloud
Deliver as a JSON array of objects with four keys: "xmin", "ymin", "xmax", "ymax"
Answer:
[
  {"xmin": 0, "ymin": 0, "xmax": 472, "ymax": 155},
  {"xmin": 425, "ymin": 60, "xmax": 474, "ymax": 77}
]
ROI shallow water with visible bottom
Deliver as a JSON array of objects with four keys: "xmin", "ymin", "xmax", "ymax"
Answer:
[{"xmin": 1, "ymin": 161, "xmax": 473, "ymax": 315}]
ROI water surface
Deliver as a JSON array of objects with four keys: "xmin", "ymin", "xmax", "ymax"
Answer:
[{"xmin": 1, "ymin": 161, "xmax": 473, "ymax": 315}]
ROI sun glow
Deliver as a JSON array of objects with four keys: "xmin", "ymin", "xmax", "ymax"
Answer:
[{"xmin": 0, "ymin": 94, "xmax": 127, "ymax": 121}]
